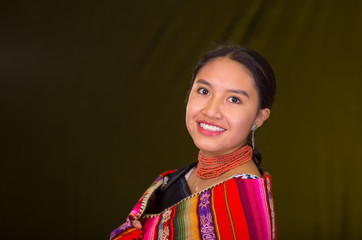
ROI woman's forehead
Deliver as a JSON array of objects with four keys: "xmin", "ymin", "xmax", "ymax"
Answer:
[{"xmin": 195, "ymin": 57, "xmax": 256, "ymax": 90}]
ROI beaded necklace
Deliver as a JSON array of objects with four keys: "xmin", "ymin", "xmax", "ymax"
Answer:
[{"xmin": 196, "ymin": 145, "xmax": 253, "ymax": 180}]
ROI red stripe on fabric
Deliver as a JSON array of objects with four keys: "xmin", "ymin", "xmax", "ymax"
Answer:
[
  {"xmin": 112, "ymin": 228, "xmax": 139, "ymax": 240},
  {"xmin": 223, "ymin": 182, "xmax": 237, "ymax": 239},
  {"xmin": 153, "ymin": 215, "xmax": 162, "ymax": 240},
  {"xmin": 169, "ymin": 208, "xmax": 176, "ymax": 240},
  {"xmin": 225, "ymin": 179, "xmax": 250, "ymax": 239},
  {"xmin": 159, "ymin": 169, "xmax": 176, "ymax": 178},
  {"xmin": 212, "ymin": 182, "xmax": 233, "ymax": 239}
]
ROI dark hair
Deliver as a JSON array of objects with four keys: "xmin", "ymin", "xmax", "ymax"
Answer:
[{"xmin": 188, "ymin": 45, "xmax": 277, "ymax": 173}]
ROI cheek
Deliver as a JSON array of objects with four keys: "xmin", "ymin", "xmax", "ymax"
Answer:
[
  {"xmin": 185, "ymin": 101, "xmax": 195, "ymax": 130},
  {"xmin": 227, "ymin": 109, "xmax": 256, "ymax": 133},
  {"xmin": 186, "ymin": 94, "xmax": 197, "ymax": 117},
  {"xmin": 185, "ymin": 96, "xmax": 201, "ymax": 130}
]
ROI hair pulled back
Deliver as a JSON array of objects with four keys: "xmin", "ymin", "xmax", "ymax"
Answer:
[{"xmin": 188, "ymin": 45, "xmax": 277, "ymax": 172}]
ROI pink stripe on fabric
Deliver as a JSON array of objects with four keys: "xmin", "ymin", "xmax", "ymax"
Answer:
[
  {"xmin": 142, "ymin": 216, "xmax": 160, "ymax": 240},
  {"xmin": 253, "ymin": 179, "xmax": 271, "ymax": 239},
  {"xmin": 130, "ymin": 202, "xmax": 142, "ymax": 218},
  {"xmin": 237, "ymin": 178, "xmax": 272, "ymax": 240}
]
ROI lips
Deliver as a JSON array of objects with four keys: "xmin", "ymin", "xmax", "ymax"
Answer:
[{"xmin": 197, "ymin": 121, "xmax": 226, "ymax": 136}]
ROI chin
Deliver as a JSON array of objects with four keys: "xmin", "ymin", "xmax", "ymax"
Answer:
[
  {"xmin": 194, "ymin": 141, "xmax": 225, "ymax": 156},
  {"xmin": 194, "ymin": 138, "xmax": 246, "ymax": 156}
]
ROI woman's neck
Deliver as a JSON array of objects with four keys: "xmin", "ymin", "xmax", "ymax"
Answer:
[{"xmin": 196, "ymin": 145, "xmax": 253, "ymax": 180}]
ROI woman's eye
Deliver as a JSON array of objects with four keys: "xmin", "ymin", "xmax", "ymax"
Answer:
[
  {"xmin": 197, "ymin": 88, "xmax": 209, "ymax": 95},
  {"xmin": 228, "ymin": 96, "xmax": 241, "ymax": 103}
]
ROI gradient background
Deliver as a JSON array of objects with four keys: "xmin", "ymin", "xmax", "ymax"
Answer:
[{"xmin": 1, "ymin": 1, "xmax": 362, "ymax": 239}]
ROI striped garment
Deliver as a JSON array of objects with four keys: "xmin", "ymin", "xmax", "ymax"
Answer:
[{"xmin": 110, "ymin": 170, "xmax": 276, "ymax": 240}]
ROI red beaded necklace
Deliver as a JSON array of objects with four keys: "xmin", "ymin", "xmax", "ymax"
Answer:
[{"xmin": 196, "ymin": 145, "xmax": 253, "ymax": 180}]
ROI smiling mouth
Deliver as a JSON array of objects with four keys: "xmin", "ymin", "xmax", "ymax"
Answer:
[{"xmin": 198, "ymin": 122, "xmax": 226, "ymax": 132}]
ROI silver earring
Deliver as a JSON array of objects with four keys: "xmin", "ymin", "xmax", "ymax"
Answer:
[{"xmin": 252, "ymin": 124, "xmax": 257, "ymax": 150}]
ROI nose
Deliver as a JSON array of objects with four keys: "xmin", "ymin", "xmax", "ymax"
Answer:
[{"xmin": 202, "ymin": 97, "xmax": 222, "ymax": 119}]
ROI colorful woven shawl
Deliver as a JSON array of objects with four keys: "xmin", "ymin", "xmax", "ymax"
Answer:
[{"xmin": 110, "ymin": 170, "xmax": 276, "ymax": 240}]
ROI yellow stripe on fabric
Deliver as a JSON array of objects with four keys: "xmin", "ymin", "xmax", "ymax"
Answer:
[
  {"xmin": 173, "ymin": 196, "xmax": 201, "ymax": 240},
  {"xmin": 184, "ymin": 196, "xmax": 201, "ymax": 240}
]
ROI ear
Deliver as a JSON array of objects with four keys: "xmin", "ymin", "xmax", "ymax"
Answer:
[{"xmin": 253, "ymin": 108, "xmax": 270, "ymax": 129}]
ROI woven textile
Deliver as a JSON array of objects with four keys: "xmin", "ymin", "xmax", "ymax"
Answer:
[{"xmin": 110, "ymin": 171, "xmax": 276, "ymax": 240}]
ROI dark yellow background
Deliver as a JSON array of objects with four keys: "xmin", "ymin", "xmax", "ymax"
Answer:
[{"xmin": 1, "ymin": 1, "xmax": 362, "ymax": 239}]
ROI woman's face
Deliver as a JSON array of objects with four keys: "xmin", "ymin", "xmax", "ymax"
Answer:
[{"xmin": 186, "ymin": 57, "xmax": 269, "ymax": 157}]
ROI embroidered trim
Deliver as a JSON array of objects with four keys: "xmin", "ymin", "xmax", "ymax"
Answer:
[
  {"xmin": 143, "ymin": 173, "xmax": 267, "ymax": 219},
  {"xmin": 135, "ymin": 179, "xmax": 163, "ymax": 219}
]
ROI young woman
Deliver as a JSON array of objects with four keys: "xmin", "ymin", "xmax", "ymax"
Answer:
[{"xmin": 110, "ymin": 45, "xmax": 277, "ymax": 240}]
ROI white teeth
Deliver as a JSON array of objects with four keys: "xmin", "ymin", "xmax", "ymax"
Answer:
[{"xmin": 199, "ymin": 122, "xmax": 225, "ymax": 132}]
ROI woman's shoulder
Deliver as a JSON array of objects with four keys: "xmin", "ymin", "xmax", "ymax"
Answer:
[
  {"xmin": 229, "ymin": 171, "xmax": 271, "ymax": 179},
  {"xmin": 229, "ymin": 173, "xmax": 260, "ymax": 179},
  {"xmin": 228, "ymin": 171, "xmax": 273, "ymax": 186}
]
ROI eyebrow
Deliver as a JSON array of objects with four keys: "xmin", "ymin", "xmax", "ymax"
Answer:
[
  {"xmin": 196, "ymin": 79, "xmax": 212, "ymax": 87},
  {"xmin": 227, "ymin": 89, "xmax": 250, "ymax": 98},
  {"xmin": 195, "ymin": 79, "xmax": 250, "ymax": 98}
]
